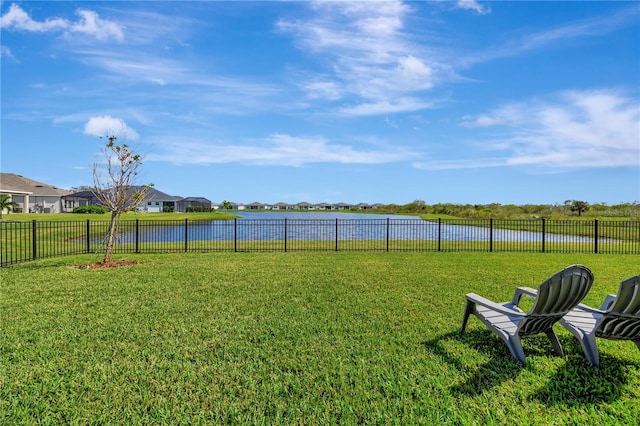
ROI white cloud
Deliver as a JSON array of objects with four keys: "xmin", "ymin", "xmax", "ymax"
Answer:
[
  {"xmin": 456, "ymin": 1, "xmax": 491, "ymax": 15},
  {"xmin": 413, "ymin": 158, "xmax": 505, "ymax": 171},
  {"xmin": 0, "ymin": 4, "xmax": 124, "ymax": 41},
  {"xmin": 461, "ymin": 114, "xmax": 506, "ymax": 127},
  {"xmin": 419, "ymin": 89, "xmax": 640, "ymax": 171},
  {"xmin": 147, "ymin": 133, "xmax": 417, "ymax": 166},
  {"xmin": 0, "ymin": 45, "xmax": 18, "ymax": 62},
  {"xmin": 302, "ymin": 80, "xmax": 343, "ymax": 100},
  {"xmin": 1, "ymin": 4, "xmax": 68, "ymax": 32},
  {"xmin": 339, "ymin": 97, "xmax": 432, "ymax": 116},
  {"xmin": 522, "ymin": 5, "xmax": 638, "ymax": 50},
  {"xmin": 84, "ymin": 115, "xmax": 139, "ymax": 140},
  {"xmin": 69, "ymin": 9, "xmax": 124, "ymax": 42},
  {"xmin": 277, "ymin": 1, "xmax": 447, "ymax": 115},
  {"xmin": 460, "ymin": 4, "xmax": 639, "ymax": 67},
  {"xmin": 461, "ymin": 105, "xmax": 525, "ymax": 127}
]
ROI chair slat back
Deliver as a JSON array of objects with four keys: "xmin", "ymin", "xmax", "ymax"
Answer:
[
  {"xmin": 518, "ymin": 265, "xmax": 594, "ymax": 336},
  {"xmin": 597, "ymin": 275, "xmax": 640, "ymax": 341}
]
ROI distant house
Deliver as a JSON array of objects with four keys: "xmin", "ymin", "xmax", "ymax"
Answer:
[
  {"xmin": 64, "ymin": 186, "xmax": 182, "ymax": 213},
  {"xmin": 272, "ymin": 202, "xmax": 290, "ymax": 210},
  {"xmin": 216, "ymin": 201, "xmax": 244, "ymax": 210},
  {"xmin": 176, "ymin": 197, "xmax": 212, "ymax": 212},
  {"xmin": 296, "ymin": 202, "xmax": 313, "ymax": 210},
  {"xmin": 135, "ymin": 187, "xmax": 182, "ymax": 213},
  {"xmin": 315, "ymin": 203, "xmax": 332, "ymax": 210},
  {"xmin": 335, "ymin": 202, "xmax": 352, "ymax": 210},
  {"xmin": 63, "ymin": 190, "xmax": 101, "ymax": 212},
  {"xmin": 0, "ymin": 173, "xmax": 70, "ymax": 213},
  {"xmin": 246, "ymin": 202, "xmax": 267, "ymax": 210}
]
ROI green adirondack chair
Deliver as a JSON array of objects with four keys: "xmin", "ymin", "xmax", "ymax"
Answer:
[
  {"xmin": 461, "ymin": 264, "xmax": 594, "ymax": 365},
  {"xmin": 558, "ymin": 274, "xmax": 640, "ymax": 366}
]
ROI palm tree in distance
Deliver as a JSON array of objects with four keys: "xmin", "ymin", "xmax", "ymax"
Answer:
[{"xmin": 0, "ymin": 194, "xmax": 20, "ymax": 219}]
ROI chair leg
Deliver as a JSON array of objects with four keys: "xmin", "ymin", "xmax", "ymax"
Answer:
[
  {"xmin": 560, "ymin": 320, "xmax": 601, "ymax": 366},
  {"xmin": 461, "ymin": 300, "xmax": 475, "ymax": 334},
  {"xmin": 506, "ymin": 334, "xmax": 526, "ymax": 365},
  {"xmin": 578, "ymin": 333, "xmax": 600, "ymax": 367},
  {"xmin": 545, "ymin": 329, "xmax": 564, "ymax": 357}
]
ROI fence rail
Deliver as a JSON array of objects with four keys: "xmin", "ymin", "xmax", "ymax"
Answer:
[{"xmin": 1, "ymin": 218, "xmax": 639, "ymax": 266}]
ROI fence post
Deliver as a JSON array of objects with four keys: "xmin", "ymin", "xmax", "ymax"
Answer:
[
  {"xmin": 284, "ymin": 218, "xmax": 287, "ymax": 252},
  {"xmin": 541, "ymin": 218, "xmax": 546, "ymax": 253},
  {"xmin": 489, "ymin": 219, "xmax": 493, "ymax": 252},
  {"xmin": 234, "ymin": 218, "xmax": 237, "ymax": 252},
  {"xmin": 86, "ymin": 219, "xmax": 91, "ymax": 253},
  {"xmin": 135, "ymin": 219, "xmax": 140, "ymax": 253},
  {"xmin": 386, "ymin": 218, "xmax": 390, "ymax": 252},
  {"xmin": 184, "ymin": 218, "xmax": 189, "ymax": 252},
  {"xmin": 438, "ymin": 218, "xmax": 442, "ymax": 252},
  {"xmin": 335, "ymin": 218, "xmax": 339, "ymax": 252},
  {"xmin": 594, "ymin": 219, "xmax": 598, "ymax": 254},
  {"xmin": 32, "ymin": 220, "xmax": 37, "ymax": 261}
]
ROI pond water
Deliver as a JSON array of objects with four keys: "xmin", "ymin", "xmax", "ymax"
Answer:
[{"xmin": 114, "ymin": 211, "xmax": 596, "ymax": 243}]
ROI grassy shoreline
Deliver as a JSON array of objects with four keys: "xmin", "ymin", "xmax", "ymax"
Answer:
[
  {"xmin": 2, "ymin": 252, "xmax": 639, "ymax": 424},
  {"xmin": 0, "ymin": 211, "xmax": 238, "ymax": 222}
]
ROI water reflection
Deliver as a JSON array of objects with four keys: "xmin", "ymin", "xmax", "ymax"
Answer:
[{"xmin": 113, "ymin": 212, "xmax": 595, "ymax": 243}]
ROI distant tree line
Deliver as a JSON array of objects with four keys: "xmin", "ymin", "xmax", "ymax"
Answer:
[{"xmin": 371, "ymin": 200, "xmax": 640, "ymax": 219}]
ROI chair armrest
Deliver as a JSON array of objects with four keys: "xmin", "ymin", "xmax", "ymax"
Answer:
[
  {"xmin": 511, "ymin": 287, "xmax": 538, "ymax": 306},
  {"xmin": 466, "ymin": 293, "xmax": 526, "ymax": 317},
  {"xmin": 569, "ymin": 294, "xmax": 615, "ymax": 314},
  {"xmin": 572, "ymin": 302, "xmax": 607, "ymax": 315},
  {"xmin": 599, "ymin": 294, "xmax": 617, "ymax": 311}
]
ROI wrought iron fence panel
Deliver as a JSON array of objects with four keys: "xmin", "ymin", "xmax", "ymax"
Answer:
[{"xmin": 2, "ymin": 217, "xmax": 638, "ymax": 266}]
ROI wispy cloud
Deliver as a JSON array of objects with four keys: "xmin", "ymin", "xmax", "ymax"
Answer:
[
  {"xmin": 0, "ymin": 3, "xmax": 124, "ymax": 41},
  {"xmin": 521, "ymin": 4, "xmax": 639, "ymax": 50},
  {"xmin": 277, "ymin": 1, "xmax": 449, "ymax": 116},
  {"xmin": 147, "ymin": 133, "xmax": 418, "ymax": 166},
  {"xmin": 0, "ymin": 45, "xmax": 18, "ymax": 62},
  {"xmin": 417, "ymin": 89, "xmax": 640, "ymax": 171},
  {"xmin": 456, "ymin": 1, "xmax": 491, "ymax": 15},
  {"xmin": 339, "ymin": 97, "xmax": 433, "ymax": 116},
  {"xmin": 460, "ymin": 3, "xmax": 640, "ymax": 66},
  {"xmin": 72, "ymin": 48, "xmax": 189, "ymax": 85}
]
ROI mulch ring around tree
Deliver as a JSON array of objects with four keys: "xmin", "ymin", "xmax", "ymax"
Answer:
[{"xmin": 78, "ymin": 259, "xmax": 141, "ymax": 269}]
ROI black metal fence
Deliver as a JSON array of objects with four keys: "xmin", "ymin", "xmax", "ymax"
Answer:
[{"xmin": 1, "ymin": 218, "xmax": 639, "ymax": 266}]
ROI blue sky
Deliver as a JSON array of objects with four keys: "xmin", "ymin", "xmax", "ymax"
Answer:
[{"xmin": 1, "ymin": 1, "xmax": 639, "ymax": 205}]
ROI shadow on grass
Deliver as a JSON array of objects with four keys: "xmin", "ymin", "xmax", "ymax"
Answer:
[
  {"xmin": 423, "ymin": 329, "xmax": 524, "ymax": 396},
  {"xmin": 424, "ymin": 329, "xmax": 639, "ymax": 404},
  {"xmin": 530, "ymin": 337, "xmax": 640, "ymax": 406}
]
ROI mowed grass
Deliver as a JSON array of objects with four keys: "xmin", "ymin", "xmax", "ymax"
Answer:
[{"xmin": 1, "ymin": 252, "xmax": 639, "ymax": 424}]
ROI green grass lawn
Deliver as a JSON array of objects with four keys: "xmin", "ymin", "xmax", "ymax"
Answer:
[{"xmin": 1, "ymin": 252, "xmax": 639, "ymax": 424}]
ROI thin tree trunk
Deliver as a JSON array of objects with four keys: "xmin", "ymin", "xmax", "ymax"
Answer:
[{"xmin": 103, "ymin": 211, "xmax": 119, "ymax": 262}]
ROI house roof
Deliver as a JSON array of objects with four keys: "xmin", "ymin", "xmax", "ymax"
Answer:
[
  {"xmin": 132, "ymin": 186, "xmax": 181, "ymax": 202},
  {"xmin": 180, "ymin": 197, "xmax": 212, "ymax": 203},
  {"xmin": 69, "ymin": 186, "xmax": 181, "ymax": 203},
  {"xmin": 0, "ymin": 173, "xmax": 70, "ymax": 196},
  {"xmin": 66, "ymin": 190, "xmax": 97, "ymax": 198}
]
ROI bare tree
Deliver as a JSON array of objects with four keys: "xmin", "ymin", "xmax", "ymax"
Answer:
[{"xmin": 92, "ymin": 136, "xmax": 151, "ymax": 263}]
